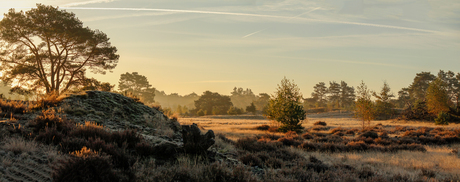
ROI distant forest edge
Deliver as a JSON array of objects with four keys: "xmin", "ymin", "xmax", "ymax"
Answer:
[{"xmin": 2, "ymin": 70, "xmax": 459, "ymax": 122}]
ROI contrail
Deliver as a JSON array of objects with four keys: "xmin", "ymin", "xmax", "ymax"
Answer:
[
  {"xmin": 61, "ymin": 0, "xmax": 116, "ymax": 7},
  {"xmin": 242, "ymin": 7, "xmax": 321, "ymax": 38},
  {"xmin": 7, "ymin": 6, "xmax": 440, "ymax": 33},
  {"xmin": 242, "ymin": 29, "xmax": 266, "ymax": 38},
  {"xmin": 287, "ymin": 7, "xmax": 321, "ymax": 20}
]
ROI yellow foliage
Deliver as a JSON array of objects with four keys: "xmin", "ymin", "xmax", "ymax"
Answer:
[{"xmin": 71, "ymin": 146, "xmax": 98, "ymax": 157}]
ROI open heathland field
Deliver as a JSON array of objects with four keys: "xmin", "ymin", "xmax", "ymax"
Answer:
[{"xmin": 179, "ymin": 111, "xmax": 460, "ymax": 181}]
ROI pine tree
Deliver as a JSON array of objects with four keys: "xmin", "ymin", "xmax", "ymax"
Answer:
[
  {"xmin": 266, "ymin": 77, "xmax": 306, "ymax": 132},
  {"xmin": 355, "ymin": 81, "xmax": 375, "ymax": 129}
]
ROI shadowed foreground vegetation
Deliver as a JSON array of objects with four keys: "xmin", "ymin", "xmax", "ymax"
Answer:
[{"xmin": 2, "ymin": 93, "xmax": 460, "ymax": 181}]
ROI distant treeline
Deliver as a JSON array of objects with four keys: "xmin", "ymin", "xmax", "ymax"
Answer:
[{"xmin": 2, "ymin": 70, "xmax": 459, "ymax": 121}]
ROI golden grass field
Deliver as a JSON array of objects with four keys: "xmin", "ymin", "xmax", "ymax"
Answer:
[
  {"xmin": 179, "ymin": 111, "xmax": 460, "ymax": 181},
  {"xmin": 179, "ymin": 111, "xmax": 460, "ymax": 140}
]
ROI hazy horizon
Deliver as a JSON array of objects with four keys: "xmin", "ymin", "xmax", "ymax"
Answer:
[{"xmin": 1, "ymin": 0, "xmax": 459, "ymax": 96}]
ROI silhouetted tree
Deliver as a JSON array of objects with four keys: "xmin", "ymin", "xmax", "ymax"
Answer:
[
  {"xmin": 339, "ymin": 81, "xmax": 355, "ymax": 108},
  {"xmin": 397, "ymin": 87, "xmax": 410, "ymax": 108},
  {"xmin": 81, "ymin": 78, "xmax": 114, "ymax": 92},
  {"xmin": 266, "ymin": 77, "xmax": 306, "ymax": 132},
  {"xmin": 311, "ymin": 82, "xmax": 328, "ymax": 107},
  {"xmin": 408, "ymin": 72, "xmax": 436, "ymax": 102},
  {"xmin": 230, "ymin": 87, "xmax": 256, "ymax": 109},
  {"xmin": 246, "ymin": 102, "xmax": 256, "ymax": 114},
  {"xmin": 254, "ymin": 93, "xmax": 270, "ymax": 113},
  {"xmin": 328, "ymin": 81, "xmax": 341, "ymax": 108},
  {"xmin": 373, "ymin": 81, "xmax": 395, "ymax": 119},
  {"xmin": 118, "ymin": 72, "xmax": 155, "ymax": 103},
  {"xmin": 0, "ymin": 4, "xmax": 119, "ymax": 95},
  {"xmin": 194, "ymin": 91, "xmax": 232, "ymax": 115}
]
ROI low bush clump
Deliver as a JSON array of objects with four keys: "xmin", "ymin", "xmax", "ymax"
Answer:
[
  {"xmin": 34, "ymin": 93, "xmax": 64, "ymax": 109},
  {"xmin": 0, "ymin": 99, "xmax": 28, "ymax": 117},
  {"xmin": 235, "ymin": 137, "xmax": 281, "ymax": 152},
  {"xmin": 302, "ymin": 132, "xmax": 314, "ymax": 139},
  {"xmin": 313, "ymin": 121, "xmax": 327, "ymax": 126},
  {"xmin": 435, "ymin": 112, "xmax": 450, "ymax": 125},
  {"xmin": 53, "ymin": 147, "xmax": 122, "ymax": 182},
  {"xmin": 255, "ymin": 125, "xmax": 270, "ymax": 131},
  {"xmin": 310, "ymin": 126, "xmax": 329, "ymax": 131},
  {"xmin": 29, "ymin": 108, "xmax": 74, "ymax": 133}
]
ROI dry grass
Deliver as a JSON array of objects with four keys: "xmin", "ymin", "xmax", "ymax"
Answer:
[
  {"xmin": 144, "ymin": 114, "xmax": 175, "ymax": 137},
  {"xmin": 2, "ymin": 137, "xmax": 39, "ymax": 154},
  {"xmin": 179, "ymin": 112, "xmax": 460, "ymax": 181},
  {"xmin": 179, "ymin": 116, "xmax": 286, "ymax": 141},
  {"xmin": 296, "ymin": 144, "xmax": 460, "ymax": 180},
  {"xmin": 179, "ymin": 112, "xmax": 460, "ymax": 141}
]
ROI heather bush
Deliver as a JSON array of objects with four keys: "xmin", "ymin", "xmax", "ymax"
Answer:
[
  {"xmin": 255, "ymin": 124, "xmax": 270, "ymax": 131},
  {"xmin": 34, "ymin": 93, "xmax": 64, "ymax": 109},
  {"xmin": 310, "ymin": 126, "xmax": 329, "ymax": 131},
  {"xmin": 239, "ymin": 153, "xmax": 263, "ymax": 167},
  {"xmin": 277, "ymin": 137, "xmax": 302, "ymax": 147},
  {"xmin": 235, "ymin": 137, "xmax": 280, "ymax": 152},
  {"xmin": 0, "ymin": 99, "xmax": 28, "ymax": 116},
  {"xmin": 301, "ymin": 132, "xmax": 314, "ymax": 139},
  {"xmin": 30, "ymin": 108, "xmax": 73, "ymax": 133},
  {"xmin": 2, "ymin": 137, "xmax": 39, "ymax": 154},
  {"xmin": 313, "ymin": 121, "xmax": 327, "ymax": 126},
  {"xmin": 69, "ymin": 122, "xmax": 110, "ymax": 141},
  {"xmin": 359, "ymin": 131, "xmax": 379, "ymax": 139},
  {"xmin": 329, "ymin": 127, "xmax": 346, "ymax": 134},
  {"xmin": 35, "ymin": 127, "xmax": 65, "ymax": 145},
  {"xmin": 110, "ymin": 129, "xmax": 142, "ymax": 149},
  {"xmin": 52, "ymin": 152, "xmax": 122, "ymax": 182}
]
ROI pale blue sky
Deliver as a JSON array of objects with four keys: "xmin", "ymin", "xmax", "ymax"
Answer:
[{"xmin": 1, "ymin": 0, "xmax": 459, "ymax": 96}]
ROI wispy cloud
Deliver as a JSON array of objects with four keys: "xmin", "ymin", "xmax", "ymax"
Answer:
[
  {"xmin": 57, "ymin": 6, "xmax": 440, "ymax": 34},
  {"xmin": 270, "ymin": 55, "xmax": 420, "ymax": 70},
  {"xmin": 61, "ymin": 0, "xmax": 116, "ymax": 7},
  {"xmin": 186, "ymin": 80, "xmax": 251, "ymax": 84}
]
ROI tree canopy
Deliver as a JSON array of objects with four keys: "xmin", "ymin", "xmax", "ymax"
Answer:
[
  {"xmin": 230, "ymin": 87, "xmax": 256, "ymax": 109},
  {"xmin": 0, "ymin": 4, "xmax": 119, "ymax": 95},
  {"xmin": 194, "ymin": 91, "xmax": 232, "ymax": 115},
  {"xmin": 426, "ymin": 78, "xmax": 451, "ymax": 116},
  {"xmin": 311, "ymin": 82, "xmax": 327, "ymax": 107},
  {"xmin": 408, "ymin": 72, "xmax": 436, "ymax": 102},
  {"xmin": 118, "ymin": 72, "xmax": 155, "ymax": 103},
  {"xmin": 310, "ymin": 81, "xmax": 355, "ymax": 109}
]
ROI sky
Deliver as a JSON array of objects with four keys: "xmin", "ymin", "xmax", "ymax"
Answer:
[{"xmin": 0, "ymin": 0, "xmax": 459, "ymax": 97}]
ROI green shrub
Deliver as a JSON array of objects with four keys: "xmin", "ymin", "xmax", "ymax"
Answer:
[
  {"xmin": 197, "ymin": 109, "xmax": 205, "ymax": 116},
  {"xmin": 435, "ymin": 112, "xmax": 450, "ymax": 125}
]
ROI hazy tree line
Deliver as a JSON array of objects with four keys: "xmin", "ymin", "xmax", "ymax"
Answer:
[{"xmin": 304, "ymin": 81, "xmax": 356, "ymax": 111}]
